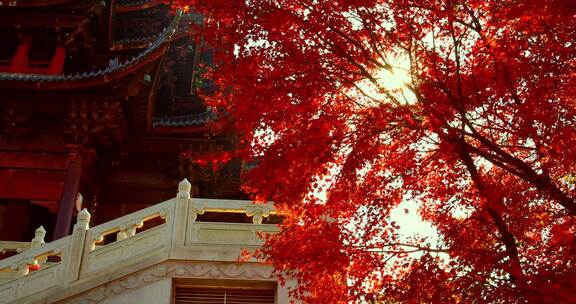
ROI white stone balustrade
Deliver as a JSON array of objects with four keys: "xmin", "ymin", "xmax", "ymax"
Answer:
[
  {"xmin": 0, "ymin": 179, "xmax": 281, "ymax": 304},
  {"xmin": 0, "ymin": 209, "xmax": 89, "ymax": 303}
]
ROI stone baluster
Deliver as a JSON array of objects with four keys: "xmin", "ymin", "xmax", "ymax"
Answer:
[
  {"xmin": 125, "ymin": 220, "xmax": 144, "ymax": 238},
  {"xmin": 189, "ymin": 205, "xmax": 205, "ymax": 223},
  {"xmin": 173, "ymin": 178, "xmax": 191, "ymax": 246},
  {"xmin": 159, "ymin": 210, "xmax": 168, "ymax": 220},
  {"xmin": 30, "ymin": 226, "xmax": 46, "ymax": 249},
  {"xmin": 245, "ymin": 205, "xmax": 271, "ymax": 224},
  {"xmin": 90, "ymin": 234, "xmax": 104, "ymax": 251},
  {"xmin": 115, "ymin": 218, "xmax": 145, "ymax": 242},
  {"xmin": 65, "ymin": 208, "xmax": 90, "ymax": 285},
  {"xmin": 30, "ymin": 227, "xmax": 47, "ymax": 266},
  {"xmin": 116, "ymin": 229, "xmax": 127, "ymax": 241},
  {"xmin": 186, "ymin": 189, "xmax": 205, "ymax": 243}
]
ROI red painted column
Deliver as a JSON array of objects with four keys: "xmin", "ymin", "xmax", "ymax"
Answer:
[
  {"xmin": 48, "ymin": 47, "xmax": 66, "ymax": 75},
  {"xmin": 53, "ymin": 145, "xmax": 83, "ymax": 240},
  {"xmin": 9, "ymin": 36, "xmax": 31, "ymax": 73}
]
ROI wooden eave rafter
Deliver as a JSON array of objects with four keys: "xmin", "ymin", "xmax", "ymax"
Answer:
[{"xmin": 63, "ymin": 18, "xmax": 93, "ymax": 47}]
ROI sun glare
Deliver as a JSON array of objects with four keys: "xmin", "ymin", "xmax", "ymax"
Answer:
[
  {"xmin": 374, "ymin": 67, "xmax": 411, "ymax": 90},
  {"xmin": 351, "ymin": 57, "xmax": 417, "ymax": 105}
]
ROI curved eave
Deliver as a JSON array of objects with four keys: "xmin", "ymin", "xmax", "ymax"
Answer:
[
  {"xmin": 0, "ymin": 46, "xmax": 166, "ymax": 91},
  {"xmin": 150, "ymin": 111, "xmax": 217, "ymax": 134},
  {"xmin": 0, "ymin": 12, "xmax": 183, "ymax": 90}
]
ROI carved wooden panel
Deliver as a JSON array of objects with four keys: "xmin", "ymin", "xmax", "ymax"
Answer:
[{"xmin": 64, "ymin": 100, "xmax": 126, "ymax": 147}]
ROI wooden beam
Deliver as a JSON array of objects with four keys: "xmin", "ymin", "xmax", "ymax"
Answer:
[
  {"xmin": 0, "ymin": 179, "xmax": 64, "ymax": 201},
  {"xmin": 0, "ymin": 151, "xmax": 68, "ymax": 170}
]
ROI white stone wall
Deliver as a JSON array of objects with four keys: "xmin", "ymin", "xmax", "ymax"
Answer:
[{"xmin": 102, "ymin": 278, "xmax": 172, "ymax": 304}]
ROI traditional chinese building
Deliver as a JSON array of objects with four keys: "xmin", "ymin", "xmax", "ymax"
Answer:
[
  {"xmin": 0, "ymin": 1, "xmax": 291, "ymax": 303},
  {"xmin": 0, "ymin": 0, "xmax": 245, "ymax": 243}
]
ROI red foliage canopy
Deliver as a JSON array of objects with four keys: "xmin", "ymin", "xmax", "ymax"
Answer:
[{"xmin": 177, "ymin": 0, "xmax": 576, "ymax": 302}]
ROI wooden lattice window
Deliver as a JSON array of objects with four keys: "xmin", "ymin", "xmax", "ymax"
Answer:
[{"xmin": 174, "ymin": 286, "xmax": 276, "ymax": 304}]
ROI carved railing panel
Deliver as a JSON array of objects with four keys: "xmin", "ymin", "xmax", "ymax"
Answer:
[
  {"xmin": 189, "ymin": 223, "xmax": 279, "ymax": 246},
  {"xmin": 80, "ymin": 199, "xmax": 175, "ymax": 276},
  {"xmin": 185, "ymin": 198, "xmax": 279, "ymax": 248}
]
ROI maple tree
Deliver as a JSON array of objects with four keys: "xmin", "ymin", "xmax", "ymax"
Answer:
[{"xmin": 177, "ymin": 0, "xmax": 576, "ymax": 302}]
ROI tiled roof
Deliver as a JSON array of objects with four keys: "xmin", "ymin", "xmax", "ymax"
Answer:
[
  {"xmin": 0, "ymin": 11, "xmax": 183, "ymax": 82},
  {"xmin": 152, "ymin": 110, "xmax": 216, "ymax": 127}
]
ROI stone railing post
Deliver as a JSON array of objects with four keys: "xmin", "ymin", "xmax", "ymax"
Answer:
[
  {"xmin": 116, "ymin": 220, "xmax": 144, "ymax": 241},
  {"xmin": 30, "ymin": 226, "xmax": 47, "ymax": 265},
  {"xmin": 65, "ymin": 208, "xmax": 90, "ymax": 285},
  {"xmin": 172, "ymin": 178, "xmax": 191, "ymax": 246},
  {"xmin": 30, "ymin": 226, "xmax": 46, "ymax": 249}
]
